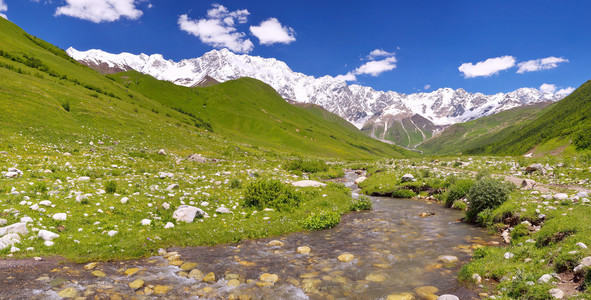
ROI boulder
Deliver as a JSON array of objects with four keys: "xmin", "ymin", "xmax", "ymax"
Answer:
[
  {"xmin": 0, "ymin": 233, "xmax": 21, "ymax": 250},
  {"xmin": 0, "ymin": 222, "xmax": 28, "ymax": 236},
  {"xmin": 188, "ymin": 154, "xmax": 208, "ymax": 163},
  {"xmin": 52, "ymin": 213, "xmax": 67, "ymax": 221},
  {"xmin": 401, "ymin": 174, "xmax": 414, "ymax": 183},
  {"xmin": 521, "ymin": 179, "xmax": 536, "ymax": 190},
  {"xmin": 574, "ymin": 256, "xmax": 591, "ymax": 274},
  {"xmin": 38, "ymin": 230, "xmax": 59, "ymax": 241},
  {"xmin": 525, "ymin": 163, "xmax": 545, "ymax": 174},
  {"xmin": 553, "ymin": 193, "xmax": 569, "ymax": 200},
  {"xmin": 537, "ymin": 274, "xmax": 553, "ymax": 283},
  {"xmin": 354, "ymin": 176, "xmax": 367, "ymax": 184},
  {"xmin": 215, "ymin": 207, "xmax": 232, "ymax": 214},
  {"xmin": 549, "ymin": 288, "xmax": 564, "ymax": 299},
  {"xmin": 173, "ymin": 205, "xmax": 204, "ymax": 223},
  {"xmin": 438, "ymin": 255, "xmax": 459, "ymax": 264},
  {"xmin": 140, "ymin": 219, "xmax": 151, "ymax": 226},
  {"xmin": 291, "ymin": 180, "xmax": 326, "ymax": 187}
]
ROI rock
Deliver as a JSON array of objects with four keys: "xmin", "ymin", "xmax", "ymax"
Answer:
[
  {"xmin": 140, "ymin": 219, "xmax": 151, "ymax": 226},
  {"xmin": 157, "ymin": 149, "xmax": 166, "ymax": 155},
  {"xmin": 124, "ymin": 268, "xmax": 140, "ymax": 276},
  {"xmin": 259, "ymin": 273, "xmax": 279, "ymax": 283},
  {"xmin": 154, "ymin": 285, "xmax": 171, "ymax": 294},
  {"xmin": 38, "ymin": 230, "xmax": 59, "ymax": 241},
  {"xmin": 267, "ymin": 240, "xmax": 284, "ymax": 247},
  {"xmin": 77, "ymin": 176, "xmax": 91, "ymax": 181},
  {"xmin": 0, "ymin": 234, "xmax": 21, "ymax": 251},
  {"xmin": 387, "ymin": 293, "xmax": 415, "ymax": 300},
  {"xmin": 120, "ymin": 197, "xmax": 129, "ymax": 204},
  {"xmin": 162, "ymin": 202, "xmax": 170, "ymax": 210},
  {"xmin": 52, "ymin": 213, "xmax": 67, "ymax": 221},
  {"xmin": 129, "ymin": 279, "xmax": 144, "ymax": 290},
  {"xmin": 203, "ymin": 272, "xmax": 216, "ymax": 283},
  {"xmin": 44, "ymin": 241, "xmax": 54, "ymax": 247},
  {"xmin": 525, "ymin": 164, "xmax": 545, "ymax": 174},
  {"xmin": 180, "ymin": 262, "xmax": 198, "ymax": 271},
  {"xmin": 538, "ymin": 274, "xmax": 553, "ymax": 283},
  {"xmin": 574, "ymin": 256, "xmax": 591, "ymax": 274},
  {"xmin": 438, "ymin": 255, "xmax": 459, "ymax": 264},
  {"xmin": 576, "ymin": 242, "xmax": 588, "ymax": 249},
  {"xmin": 188, "ymin": 269, "xmax": 204, "ymax": 281},
  {"xmin": 437, "ymin": 296, "xmax": 459, "ymax": 300},
  {"xmin": 216, "ymin": 207, "xmax": 232, "ymax": 214},
  {"xmin": 337, "ymin": 253, "xmax": 354, "ymax": 262},
  {"xmin": 84, "ymin": 262, "xmax": 98, "ymax": 270},
  {"xmin": 414, "ymin": 286, "xmax": 439, "ymax": 299},
  {"xmin": 521, "ymin": 179, "xmax": 536, "ymax": 190},
  {"xmin": 0, "ymin": 219, "xmax": 6, "ymax": 226},
  {"xmin": 553, "ymin": 193, "xmax": 569, "ymax": 200},
  {"xmin": 165, "ymin": 184, "xmax": 179, "ymax": 191},
  {"xmin": 401, "ymin": 174, "xmax": 414, "ymax": 183},
  {"xmin": 158, "ymin": 172, "xmax": 174, "ymax": 179},
  {"xmin": 58, "ymin": 287, "xmax": 77, "ymax": 298},
  {"xmin": 354, "ymin": 176, "xmax": 367, "ymax": 184},
  {"xmin": 549, "ymin": 288, "xmax": 564, "ymax": 299},
  {"xmin": 188, "ymin": 154, "xmax": 208, "ymax": 163},
  {"xmin": 92, "ymin": 270, "xmax": 106, "ymax": 277},
  {"xmin": 291, "ymin": 180, "xmax": 326, "ymax": 187},
  {"xmin": 418, "ymin": 212, "xmax": 435, "ymax": 217},
  {"xmin": 227, "ymin": 279, "xmax": 241, "ymax": 287},
  {"xmin": 39, "ymin": 200, "xmax": 51, "ymax": 206},
  {"xmin": 107, "ymin": 230, "xmax": 118, "ymax": 237},
  {"xmin": 297, "ymin": 246, "xmax": 311, "ymax": 254},
  {"xmin": 0, "ymin": 222, "xmax": 28, "ymax": 236},
  {"xmin": 172, "ymin": 205, "xmax": 204, "ymax": 223},
  {"xmin": 504, "ymin": 252, "xmax": 514, "ymax": 259},
  {"xmin": 365, "ymin": 273, "xmax": 387, "ymax": 282},
  {"xmin": 164, "ymin": 222, "xmax": 174, "ymax": 229},
  {"xmin": 472, "ymin": 273, "xmax": 482, "ymax": 284}
]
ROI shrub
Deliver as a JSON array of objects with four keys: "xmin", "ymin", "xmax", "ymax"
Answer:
[
  {"xmin": 243, "ymin": 179, "xmax": 302, "ymax": 211},
  {"xmin": 230, "ymin": 179, "xmax": 241, "ymax": 189},
  {"xmin": 285, "ymin": 158, "xmax": 328, "ymax": 173},
  {"xmin": 350, "ymin": 195, "xmax": 372, "ymax": 211},
  {"xmin": 391, "ymin": 189, "xmax": 417, "ymax": 198},
  {"xmin": 31, "ymin": 182, "xmax": 48, "ymax": 193},
  {"xmin": 451, "ymin": 200, "xmax": 467, "ymax": 210},
  {"xmin": 104, "ymin": 180, "xmax": 117, "ymax": 194},
  {"xmin": 465, "ymin": 177, "xmax": 512, "ymax": 223},
  {"xmin": 510, "ymin": 223, "xmax": 530, "ymax": 242},
  {"xmin": 444, "ymin": 179, "xmax": 474, "ymax": 208},
  {"xmin": 61, "ymin": 101, "xmax": 70, "ymax": 112},
  {"xmin": 303, "ymin": 211, "xmax": 341, "ymax": 230}
]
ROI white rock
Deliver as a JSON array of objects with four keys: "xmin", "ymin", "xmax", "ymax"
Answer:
[
  {"xmin": 44, "ymin": 241, "xmax": 54, "ymax": 247},
  {"xmin": 200, "ymin": 201, "xmax": 209, "ymax": 207},
  {"xmin": 291, "ymin": 180, "xmax": 326, "ymax": 187},
  {"xmin": 576, "ymin": 242, "xmax": 588, "ymax": 249},
  {"xmin": 20, "ymin": 216, "xmax": 33, "ymax": 223},
  {"xmin": 140, "ymin": 219, "xmax": 152, "ymax": 226},
  {"xmin": 472, "ymin": 273, "xmax": 482, "ymax": 284},
  {"xmin": 107, "ymin": 230, "xmax": 118, "ymax": 237},
  {"xmin": 29, "ymin": 204, "xmax": 39, "ymax": 211},
  {"xmin": 0, "ymin": 223, "xmax": 28, "ymax": 236},
  {"xmin": 173, "ymin": 205, "xmax": 204, "ymax": 223},
  {"xmin": 158, "ymin": 172, "xmax": 174, "ymax": 179},
  {"xmin": 158, "ymin": 149, "xmax": 166, "ymax": 155},
  {"xmin": 437, "ymin": 295, "xmax": 459, "ymax": 300},
  {"xmin": 10, "ymin": 246, "xmax": 20, "ymax": 253},
  {"xmin": 164, "ymin": 222, "xmax": 174, "ymax": 229},
  {"xmin": 52, "ymin": 213, "xmax": 67, "ymax": 221},
  {"xmin": 549, "ymin": 288, "xmax": 564, "ymax": 299},
  {"xmin": 574, "ymin": 256, "xmax": 591, "ymax": 274},
  {"xmin": 438, "ymin": 255, "xmax": 459, "ymax": 263},
  {"xmin": 78, "ymin": 176, "xmax": 91, "ymax": 182},
  {"xmin": 553, "ymin": 193, "xmax": 569, "ymax": 200},
  {"xmin": 0, "ymin": 219, "xmax": 6, "ymax": 226},
  {"xmin": 162, "ymin": 202, "xmax": 170, "ymax": 210},
  {"xmin": 38, "ymin": 230, "xmax": 59, "ymax": 241},
  {"xmin": 0, "ymin": 233, "xmax": 21, "ymax": 250},
  {"xmin": 4, "ymin": 171, "xmax": 19, "ymax": 178},
  {"xmin": 504, "ymin": 252, "xmax": 514, "ymax": 259},
  {"xmin": 216, "ymin": 207, "xmax": 232, "ymax": 214},
  {"xmin": 120, "ymin": 197, "xmax": 129, "ymax": 204},
  {"xmin": 537, "ymin": 274, "xmax": 553, "ymax": 283},
  {"xmin": 401, "ymin": 174, "xmax": 415, "ymax": 182},
  {"xmin": 354, "ymin": 176, "xmax": 367, "ymax": 184},
  {"xmin": 39, "ymin": 200, "xmax": 52, "ymax": 206}
]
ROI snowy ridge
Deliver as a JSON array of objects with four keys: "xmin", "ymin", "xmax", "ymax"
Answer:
[{"xmin": 67, "ymin": 47, "xmax": 568, "ymax": 136}]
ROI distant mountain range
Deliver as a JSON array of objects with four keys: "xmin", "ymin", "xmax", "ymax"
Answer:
[{"xmin": 68, "ymin": 48, "xmax": 570, "ymax": 148}]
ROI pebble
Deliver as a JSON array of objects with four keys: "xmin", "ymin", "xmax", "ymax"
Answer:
[
  {"xmin": 129, "ymin": 279, "xmax": 144, "ymax": 290},
  {"xmin": 438, "ymin": 255, "xmax": 458, "ymax": 264},
  {"xmin": 297, "ymin": 246, "xmax": 311, "ymax": 254},
  {"xmin": 337, "ymin": 253, "xmax": 354, "ymax": 262},
  {"xmin": 259, "ymin": 273, "xmax": 279, "ymax": 283},
  {"xmin": 203, "ymin": 272, "xmax": 215, "ymax": 283}
]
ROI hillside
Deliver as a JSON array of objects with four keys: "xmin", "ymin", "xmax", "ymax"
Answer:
[
  {"xmin": 418, "ymin": 102, "xmax": 551, "ymax": 155},
  {"xmin": 0, "ymin": 17, "xmax": 410, "ymax": 159},
  {"xmin": 464, "ymin": 80, "xmax": 591, "ymax": 156}
]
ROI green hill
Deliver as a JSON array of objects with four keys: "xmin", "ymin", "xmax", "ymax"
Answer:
[
  {"xmin": 418, "ymin": 103, "xmax": 551, "ymax": 155},
  {"xmin": 0, "ymin": 17, "xmax": 410, "ymax": 159},
  {"xmin": 463, "ymin": 80, "xmax": 591, "ymax": 156}
]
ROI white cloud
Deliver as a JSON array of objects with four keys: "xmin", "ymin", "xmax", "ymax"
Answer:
[
  {"xmin": 367, "ymin": 49, "xmax": 394, "ymax": 60},
  {"xmin": 556, "ymin": 87, "xmax": 575, "ymax": 96},
  {"xmin": 516, "ymin": 56, "xmax": 569, "ymax": 73},
  {"xmin": 0, "ymin": 0, "xmax": 7, "ymax": 19},
  {"xmin": 334, "ymin": 72, "xmax": 357, "ymax": 82},
  {"xmin": 250, "ymin": 18, "xmax": 296, "ymax": 45},
  {"xmin": 424, "ymin": 84, "xmax": 431, "ymax": 90},
  {"xmin": 55, "ymin": 0, "xmax": 143, "ymax": 23},
  {"xmin": 539, "ymin": 83, "xmax": 557, "ymax": 94},
  {"xmin": 458, "ymin": 56, "xmax": 516, "ymax": 78},
  {"xmin": 354, "ymin": 56, "xmax": 397, "ymax": 76},
  {"xmin": 178, "ymin": 4, "xmax": 254, "ymax": 53}
]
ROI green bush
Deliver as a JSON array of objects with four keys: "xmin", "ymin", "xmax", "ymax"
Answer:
[
  {"xmin": 350, "ymin": 195, "xmax": 372, "ymax": 211},
  {"xmin": 444, "ymin": 178, "xmax": 474, "ymax": 208},
  {"xmin": 391, "ymin": 189, "xmax": 417, "ymax": 198},
  {"xmin": 243, "ymin": 179, "xmax": 302, "ymax": 211},
  {"xmin": 61, "ymin": 101, "xmax": 70, "ymax": 112},
  {"xmin": 465, "ymin": 177, "xmax": 512, "ymax": 223},
  {"xmin": 31, "ymin": 182, "xmax": 48, "ymax": 193},
  {"xmin": 451, "ymin": 200, "xmax": 467, "ymax": 210},
  {"xmin": 303, "ymin": 211, "xmax": 341, "ymax": 230},
  {"xmin": 104, "ymin": 180, "xmax": 117, "ymax": 194},
  {"xmin": 510, "ymin": 223, "xmax": 530, "ymax": 242},
  {"xmin": 285, "ymin": 158, "xmax": 328, "ymax": 173},
  {"xmin": 230, "ymin": 179, "xmax": 241, "ymax": 189}
]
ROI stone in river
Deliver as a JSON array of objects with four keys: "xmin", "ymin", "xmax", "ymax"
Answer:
[
  {"xmin": 180, "ymin": 262, "xmax": 198, "ymax": 271},
  {"xmin": 338, "ymin": 253, "xmax": 354, "ymax": 262},
  {"xmin": 129, "ymin": 279, "xmax": 144, "ymax": 290},
  {"xmin": 267, "ymin": 240, "xmax": 284, "ymax": 247},
  {"xmin": 58, "ymin": 287, "xmax": 77, "ymax": 298},
  {"xmin": 387, "ymin": 294, "xmax": 415, "ymax": 300},
  {"xmin": 365, "ymin": 273, "xmax": 387, "ymax": 282},
  {"xmin": 154, "ymin": 285, "xmax": 171, "ymax": 295},
  {"xmin": 297, "ymin": 246, "xmax": 311, "ymax": 254},
  {"xmin": 259, "ymin": 273, "xmax": 279, "ymax": 283},
  {"xmin": 203, "ymin": 272, "xmax": 215, "ymax": 283},
  {"xmin": 188, "ymin": 269, "xmax": 204, "ymax": 281},
  {"xmin": 438, "ymin": 255, "xmax": 458, "ymax": 264},
  {"xmin": 124, "ymin": 268, "xmax": 140, "ymax": 276}
]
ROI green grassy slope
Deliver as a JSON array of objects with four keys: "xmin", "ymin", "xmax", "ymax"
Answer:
[
  {"xmin": 0, "ymin": 17, "xmax": 410, "ymax": 159},
  {"xmin": 464, "ymin": 80, "xmax": 591, "ymax": 155},
  {"xmin": 419, "ymin": 103, "xmax": 551, "ymax": 155}
]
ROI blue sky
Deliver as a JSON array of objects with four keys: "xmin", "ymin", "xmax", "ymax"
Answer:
[{"xmin": 1, "ymin": 0, "xmax": 589, "ymax": 95}]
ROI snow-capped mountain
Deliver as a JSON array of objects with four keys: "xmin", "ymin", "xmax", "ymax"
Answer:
[{"xmin": 67, "ymin": 47, "xmax": 568, "ymax": 147}]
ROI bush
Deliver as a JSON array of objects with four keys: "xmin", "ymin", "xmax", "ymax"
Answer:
[
  {"xmin": 510, "ymin": 223, "xmax": 530, "ymax": 242},
  {"xmin": 230, "ymin": 179, "xmax": 241, "ymax": 189},
  {"xmin": 243, "ymin": 179, "xmax": 302, "ymax": 211},
  {"xmin": 61, "ymin": 101, "xmax": 70, "ymax": 112},
  {"xmin": 465, "ymin": 177, "xmax": 512, "ymax": 223},
  {"xmin": 303, "ymin": 211, "xmax": 341, "ymax": 230},
  {"xmin": 391, "ymin": 189, "xmax": 417, "ymax": 198},
  {"xmin": 285, "ymin": 158, "xmax": 328, "ymax": 173},
  {"xmin": 104, "ymin": 180, "xmax": 117, "ymax": 194},
  {"xmin": 444, "ymin": 179, "xmax": 474, "ymax": 208},
  {"xmin": 350, "ymin": 195, "xmax": 372, "ymax": 211},
  {"xmin": 451, "ymin": 200, "xmax": 467, "ymax": 210}
]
